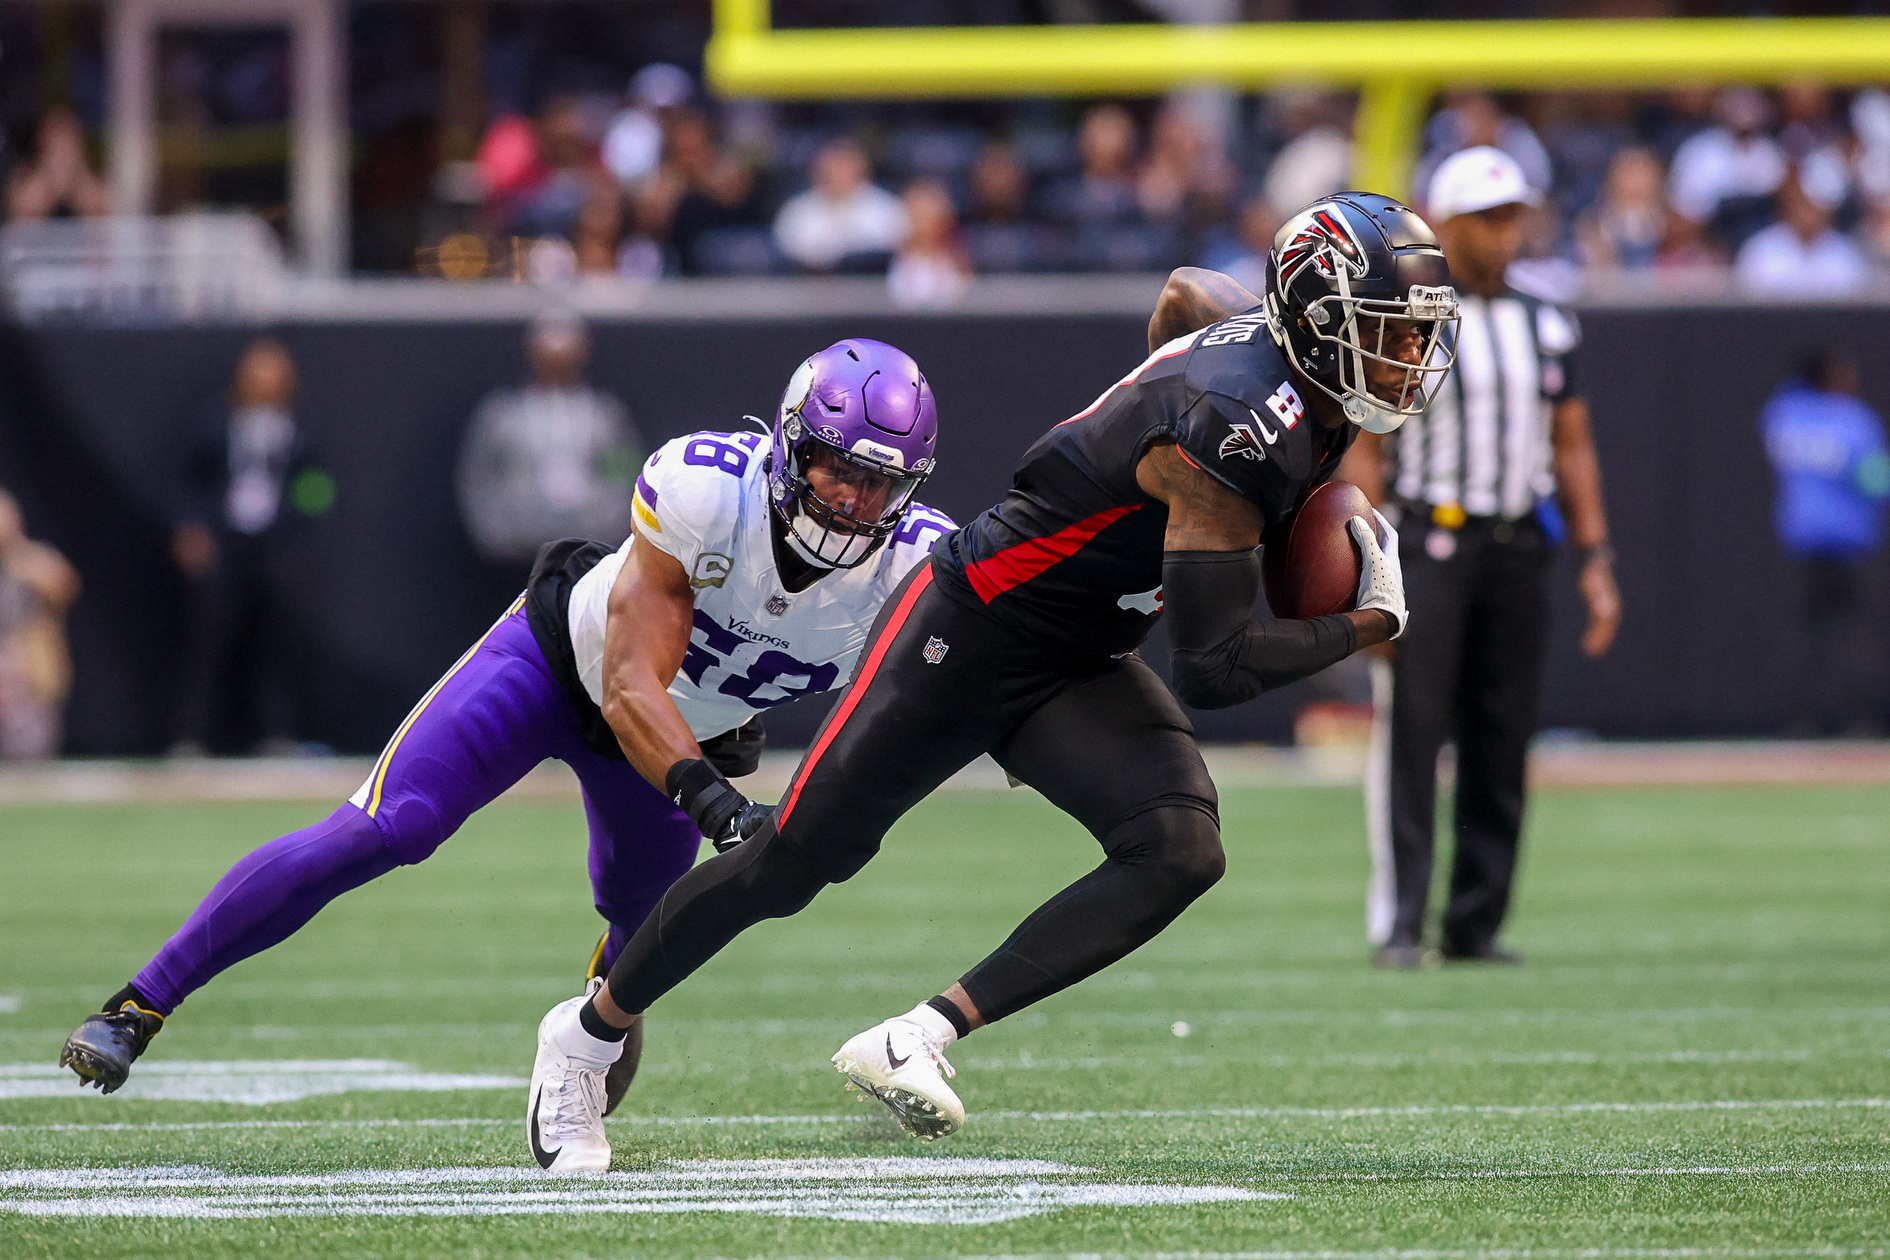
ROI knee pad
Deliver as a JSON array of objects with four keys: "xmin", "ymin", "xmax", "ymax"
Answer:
[
  {"xmin": 369, "ymin": 793, "xmax": 451, "ymax": 866},
  {"xmin": 1102, "ymin": 800, "xmax": 1226, "ymax": 901}
]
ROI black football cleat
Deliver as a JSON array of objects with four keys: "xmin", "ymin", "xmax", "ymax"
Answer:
[
  {"xmin": 585, "ymin": 932, "xmax": 643, "ymax": 1117},
  {"xmin": 60, "ymin": 987, "xmax": 164, "ymax": 1094}
]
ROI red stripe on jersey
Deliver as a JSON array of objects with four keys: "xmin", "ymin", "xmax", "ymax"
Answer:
[
  {"xmin": 776, "ymin": 563, "xmax": 935, "ymax": 830},
  {"xmin": 964, "ymin": 503, "xmax": 1141, "ymax": 604},
  {"xmin": 1056, "ymin": 333, "xmax": 1200, "ymax": 428}
]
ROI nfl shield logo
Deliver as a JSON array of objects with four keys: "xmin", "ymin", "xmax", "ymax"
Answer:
[
  {"xmin": 922, "ymin": 636, "xmax": 949, "ymax": 665},
  {"xmin": 765, "ymin": 593, "xmax": 788, "ymax": 616}
]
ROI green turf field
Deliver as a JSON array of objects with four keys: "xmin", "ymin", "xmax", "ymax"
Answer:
[{"xmin": 1, "ymin": 781, "xmax": 1887, "ymax": 1258}]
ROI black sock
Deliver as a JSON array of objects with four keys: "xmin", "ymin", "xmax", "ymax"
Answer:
[
  {"xmin": 578, "ymin": 998, "xmax": 630, "ymax": 1043},
  {"xmin": 106, "ymin": 984, "xmax": 162, "ymax": 1019},
  {"xmin": 925, "ymin": 995, "xmax": 972, "ymax": 1039}
]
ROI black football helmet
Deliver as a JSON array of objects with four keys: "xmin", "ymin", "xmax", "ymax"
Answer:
[{"xmin": 1264, "ymin": 192, "xmax": 1459, "ymax": 434}]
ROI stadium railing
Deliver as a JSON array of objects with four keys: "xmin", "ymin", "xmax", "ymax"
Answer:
[{"xmin": 0, "ymin": 214, "xmax": 283, "ymax": 325}]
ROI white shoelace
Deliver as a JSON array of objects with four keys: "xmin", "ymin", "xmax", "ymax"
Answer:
[
  {"xmin": 543, "ymin": 1056, "xmax": 607, "ymax": 1139},
  {"xmin": 906, "ymin": 1023, "xmax": 957, "ymax": 1080}
]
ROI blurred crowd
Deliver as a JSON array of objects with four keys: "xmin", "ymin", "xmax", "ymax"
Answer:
[
  {"xmin": 4, "ymin": 106, "xmax": 111, "ymax": 222},
  {"xmin": 415, "ymin": 79, "xmax": 1890, "ymax": 301},
  {"xmin": 9, "ymin": 64, "xmax": 1890, "ymax": 301}
]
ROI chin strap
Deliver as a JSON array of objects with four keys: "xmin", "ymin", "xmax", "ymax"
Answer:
[
  {"xmin": 1345, "ymin": 394, "xmax": 1407, "ymax": 434},
  {"xmin": 782, "ymin": 521, "xmax": 840, "ymax": 572},
  {"xmin": 785, "ymin": 502, "xmax": 887, "ymax": 571}
]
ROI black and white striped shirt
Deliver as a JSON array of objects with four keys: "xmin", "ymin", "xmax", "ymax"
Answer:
[{"xmin": 1387, "ymin": 288, "xmax": 1580, "ymax": 521}]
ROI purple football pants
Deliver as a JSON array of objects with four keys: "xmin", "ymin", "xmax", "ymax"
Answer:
[{"xmin": 132, "ymin": 599, "xmax": 702, "ymax": 1015}]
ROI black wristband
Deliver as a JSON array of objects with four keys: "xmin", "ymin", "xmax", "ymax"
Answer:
[{"xmin": 665, "ymin": 757, "xmax": 746, "ymax": 840}]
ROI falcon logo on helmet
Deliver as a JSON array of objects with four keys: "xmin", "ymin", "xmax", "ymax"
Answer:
[
  {"xmin": 1277, "ymin": 207, "xmax": 1369, "ymax": 285},
  {"xmin": 1265, "ymin": 192, "xmax": 1462, "ymax": 436}
]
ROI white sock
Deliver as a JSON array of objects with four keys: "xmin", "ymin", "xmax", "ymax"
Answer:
[
  {"xmin": 552, "ymin": 998, "xmax": 626, "ymax": 1066},
  {"xmin": 903, "ymin": 1001, "xmax": 960, "ymax": 1050}
]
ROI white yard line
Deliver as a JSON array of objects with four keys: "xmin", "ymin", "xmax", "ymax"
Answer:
[
  {"xmin": 4, "ymin": 1044, "xmax": 1872, "ymax": 1079},
  {"xmin": 0, "ymin": 1117, "xmax": 514, "ymax": 1133},
  {"xmin": 957, "ymin": 1047, "xmax": 1868, "ymax": 1072},
  {"xmin": 0, "ymin": 1060, "xmax": 525, "ymax": 1104},
  {"xmin": 1, "ymin": 1158, "xmax": 1881, "ymax": 1226},
  {"xmin": 0, "ymin": 1158, "xmax": 1280, "ymax": 1224},
  {"xmin": 976, "ymin": 1098, "xmax": 1890, "ymax": 1123},
  {"xmin": 5, "ymin": 1097, "xmax": 1885, "ymax": 1135},
  {"xmin": 11, "ymin": 1002, "xmax": 1890, "ymax": 1031},
  {"xmin": 952, "ymin": 1250, "xmax": 1890, "ymax": 1259},
  {"xmin": 1248, "ymin": 1163, "xmax": 1890, "ymax": 1183}
]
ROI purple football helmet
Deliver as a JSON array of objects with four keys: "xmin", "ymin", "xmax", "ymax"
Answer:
[{"xmin": 768, "ymin": 339, "xmax": 938, "ymax": 569}]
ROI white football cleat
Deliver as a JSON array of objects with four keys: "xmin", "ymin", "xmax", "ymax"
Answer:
[
  {"xmin": 527, "ymin": 979, "xmax": 617, "ymax": 1174},
  {"xmin": 832, "ymin": 1016, "xmax": 965, "ymax": 1140}
]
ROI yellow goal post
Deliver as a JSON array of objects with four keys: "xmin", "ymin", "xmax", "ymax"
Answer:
[{"xmin": 705, "ymin": 0, "xmax": 1890, "ymax": 203}]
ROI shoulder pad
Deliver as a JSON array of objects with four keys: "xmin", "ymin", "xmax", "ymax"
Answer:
[
  {"xmin": 1186, "ymin": 323, "xmax": 1295, "ymax": 401},
  {"xmin": 634, "ymin": 430, "xmax": 765, "ymax": 568},
  {"xmin": 888, "ymin": 502, "xmax": 956, "ymax": 560},
  {"xmin": 1174, "ymin": 389, "xmax": 1317, "ymax": 523}
]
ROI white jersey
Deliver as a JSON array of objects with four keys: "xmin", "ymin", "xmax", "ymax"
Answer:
[{"xmin": 565, "ymin": 430, "xmax": 954, "ymax": 741}]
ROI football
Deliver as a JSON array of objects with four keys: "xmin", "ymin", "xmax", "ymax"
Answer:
[{"xmin": 1261, "ymin": 480, "xmax": 1373, "ymax": 618}]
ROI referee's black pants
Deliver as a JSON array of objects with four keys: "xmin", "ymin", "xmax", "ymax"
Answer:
[
  {"xmin": 1369, "ymin": 515, "xmax": 1552, "ymax": 955},
  {"xmin": 177, "ymin": 532, "xmax": 304, "ymax": 754}
]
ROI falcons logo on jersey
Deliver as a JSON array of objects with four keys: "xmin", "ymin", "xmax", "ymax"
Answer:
[
  {"xmin": 1277, "ymin": 207, "xmax": 1368, "ymax": 285},
  {"xmin": 1218, "ymin": 421, "xmax": 1269, "ymax": 462}
]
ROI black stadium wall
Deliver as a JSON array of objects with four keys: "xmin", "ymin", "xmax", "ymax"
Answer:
[{"xmin": 2, "ymin": 303, "xmax": 1886, "ymax": 756}]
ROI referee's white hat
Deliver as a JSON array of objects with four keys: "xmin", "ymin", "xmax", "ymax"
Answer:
[{"xmin": 1426, "ymin": 146, "xmax": 1540, "ymax": 222}]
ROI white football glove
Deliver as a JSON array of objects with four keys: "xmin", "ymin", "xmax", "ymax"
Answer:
[{"xmin": 1346, "ymin": 510, "xmax": 1407, "ymax": 640}]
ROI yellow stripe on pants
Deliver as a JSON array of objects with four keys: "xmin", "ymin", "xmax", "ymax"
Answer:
[{"xmin": 364, "ymin": 593, "xmax": 527, "ymax": 818}]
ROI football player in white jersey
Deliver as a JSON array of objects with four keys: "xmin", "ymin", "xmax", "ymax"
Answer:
[{"xmin": 58, "ymin": 339, "xmax": 950, "ymax": 1176}]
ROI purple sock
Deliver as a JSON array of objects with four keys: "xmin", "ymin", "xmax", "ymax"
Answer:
[{"xmin": 132, "ymin": 807, "xmax": 397, "ymax": 1015}]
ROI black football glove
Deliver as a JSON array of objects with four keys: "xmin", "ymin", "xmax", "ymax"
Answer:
[
  {"xmin": 712, "ymin": 800, "xmax": 774, "ymax": 853},
  {"xmin": 666, "ymin": 757, "xmax": 773, "ymax": 853}
]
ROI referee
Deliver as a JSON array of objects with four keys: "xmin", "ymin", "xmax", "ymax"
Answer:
[{"xmin": 1342, "ymin": 147, "xmax": 1621, "ymax": 969}]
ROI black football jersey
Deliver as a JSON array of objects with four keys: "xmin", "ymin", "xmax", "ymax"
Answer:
[{"xmin": 934, "ymin": 309, "xmax": 1356, "ymax": 654}]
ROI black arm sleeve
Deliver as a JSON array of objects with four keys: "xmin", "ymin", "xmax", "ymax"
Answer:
[{"xmin": 1163, "ymin": 549, "xmax": 1357, "ymax": 710}]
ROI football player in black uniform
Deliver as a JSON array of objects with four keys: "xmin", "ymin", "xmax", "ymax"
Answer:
[{"xmin": 542, "ymin": 193, "xmax": 1460, "ymax": 1147}]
